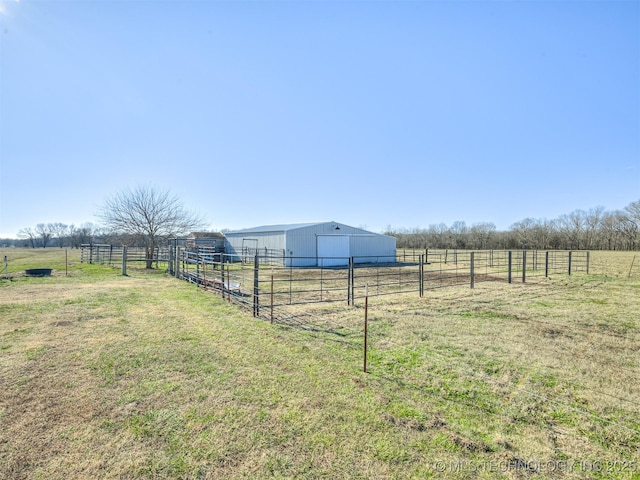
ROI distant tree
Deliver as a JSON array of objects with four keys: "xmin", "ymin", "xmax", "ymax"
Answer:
[
  {"xmin": 50, "ymin": 223, "xmax": 69, "ymax": 248},
  {"xmin": 17, "ymin": 227, "xmax": 38, "ymax": 248},
  {"xmin": 510, "ymin": 218, "xmax": 537, "ymax": 249},
  {"xmin": 98, "ymin": 185, "xmax": 205, "ymax": 268},
  {"xmin": 625, "ymin": 200, "xmax": 640, "ymax": 232},
  {"xmin": 531, "ymin": 219, "xmax": 554, "ymax": 250},
  {"xmin": 70, "ymin": 222, "xmax": 104, "ymax": 248},
  {"xmin": 450, "ymin": 221, "xmax": 468, "ymax": 249},
  {"xmin": 584, "ymin": 206, "xmax": 605, "ymax": 249},
  {"xmin": 599, "ymin": 211, "xmax": 620, "ymax": 250},
  {"xmin": 469, "ymin": 222, "xmax": 496, "ymax": 249},
  {"xmin": 616, "ymin": 210, "xmax": 638, "ymax": 251},
  {"xmin": 429, "ymin": 223, "xmax": 450, "ymax": 249},
  {"xmin": 34, "ymin": 223, "xmax": 54, "ymax": 248},
  {"xmin": 555, "ymin": 211, "xmax": 585, "ymax": 249}
]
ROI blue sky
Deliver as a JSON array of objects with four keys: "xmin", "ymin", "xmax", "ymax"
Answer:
[{"xmin": 1, "ymin": 0, "xmax": 638, "ymax": 238}]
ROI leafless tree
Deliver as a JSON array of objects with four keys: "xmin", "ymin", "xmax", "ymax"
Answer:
[
  {"xmin": 470, "ymin": 222, "xmax": 496, "ymax": 249},
  {"xmin": 450, "ymin": 221, "xmax": 468, "ymax": 249},
  {"xmin": 531, "ymin": 219, "xmax": 554, "ymax": 249},
  {"xmin": 50, "ymin": 223, "xmax": 69, "ymax": 248},
  {"xmin": 625, "ymin": 201, "xmax": 640, "ymax": 230},
  {"xmin": 35, "ymin": 223, "xmax": 54, "ymax": 248},
  {"xmin": 68, "ymin": 224, "xmax": 96, "ymax": 248},
  {"xmin": 555, "ymin": 211, "xmax": 585, "ymax": 250},
  {"xmin": 510, "ymin": 218, "xmax": 537, "ymax": 249},
  {"xmin": 584, "ymin": 206, "xmax": 605, "ymax": 249},
  {"xmin": 98, "ymin": 185, "xmax": 206, "ymax": 268},
  {"xmin": 616, "ymin": 210, "xmax": 638, "ymax": 250},
  {"xmin": 17, "ymin": 227, "xmax": 38, "ymax": 248},
  {"xmin": 599, "ymin": 211, "xmax": 620, "ymax": 250}
]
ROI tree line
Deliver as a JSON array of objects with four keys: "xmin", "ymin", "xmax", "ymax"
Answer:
[
  {"xmin": 387, "ymin": 200, "xmax": 640, "ymax": 251},
  {"xmin": 0, "ymin": 223, "xmax": 117, "ymax": 249},
  {"xmin": 4, "ymin": 197, "xmax": 640, "ymax": 252}
]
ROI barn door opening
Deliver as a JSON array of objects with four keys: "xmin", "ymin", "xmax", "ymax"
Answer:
[{"xmin": 317, "ymin": 235, "xmax": 350, "ymax": 267}]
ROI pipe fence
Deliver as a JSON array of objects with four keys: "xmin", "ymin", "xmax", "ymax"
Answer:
[
  {"xmin": 80, "ymin": 244, "xmax": 170, "ymax": 268},
  {"xmin": 168, "ymin": 248, "xmax": 589, "ymax": 322}
]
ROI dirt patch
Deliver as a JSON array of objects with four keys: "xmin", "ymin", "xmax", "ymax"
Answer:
[{"xmin": 51, "ymin": 321, "xmax": 73, "ymax": 327}]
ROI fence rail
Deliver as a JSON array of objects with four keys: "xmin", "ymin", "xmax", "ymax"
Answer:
[{"xmin": 80, "ymin": 244, "xmax": 170, "ymax": 267}]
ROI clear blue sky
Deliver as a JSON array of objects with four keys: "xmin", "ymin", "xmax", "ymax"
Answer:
[{"xmin": 1, "ymin": 0, "xmax": 638, "ymax": 238}]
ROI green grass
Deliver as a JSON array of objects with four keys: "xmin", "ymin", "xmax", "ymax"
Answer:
[{"xmin": 1, "ymin": 248, "xmax": 639, "ymax": 479}]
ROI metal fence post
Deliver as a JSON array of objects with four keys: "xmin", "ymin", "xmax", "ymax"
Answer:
[
  {"xmin": 168, "ymin": 243, "xmax": 174, "ymax": 276},
  {"xmin": 568, "ymin": 251, "xmax": 572, "ymax": 276},
  {"xmin": 545, "ymin": 251, "xmax": 549, "ymax": 278},
  {"xmin": 121, "ymin": 246, "xmax": 127, "ymax": 276},
  {"xmin": 253, "ymin": 254, "xmax": 260, "ymax": 317},
  {"xmin": 508, "ymin": 250, "xmax": 512, "ymax": 284},
  {"xmin": 470, "ymin": 252, "xmax": 475, "ymax": 289},
  {"xmin": 347, "ymin": 257, "xmax": 352, "ymax": 305},
  {"xmin": 202, "ymin": 252, "xmax": 207, "ymax": 290},
  {"xmin": 196, "ymin": 253, "xmax": 200, "ymax": 286},
  {"xmin": 221, "ymin": 257, "xmax": 226, "ymax": 298},
  {"xmin": 350, "ymin": 257, "xmax": 355, "ymax": 305},
  {"xmin": 419, "ymin": 254, "xmax": 424, "ymax": 297},
  {"xmin": 522, "ymin": 250, "xmax": 527, "ymax": 283},
  {"xmin": 586, "ymin": 251, "xmax": 590, "ymax": 274},
  {"xmin": 363, "ymin": 285, "xmax": 369, "ymax": 373}
]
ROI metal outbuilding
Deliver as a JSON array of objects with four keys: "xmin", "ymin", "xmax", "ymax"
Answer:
[{"xmin": 224, "ymin": 221, "xmax": 396, "ymax": 267}]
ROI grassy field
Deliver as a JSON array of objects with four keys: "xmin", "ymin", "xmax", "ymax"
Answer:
[{"xmin": 1, "ymin": 248, "xmax": 638, "ymax": 479}]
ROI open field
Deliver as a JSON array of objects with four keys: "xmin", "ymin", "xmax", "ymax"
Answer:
[{"xmin": 1, "ymin": 248, "xmax": 639, "ymax": 479}]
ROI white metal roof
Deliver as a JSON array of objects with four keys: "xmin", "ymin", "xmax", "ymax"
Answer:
[{"xmin": 226, "ymin": 222, "xmax": 337, "ymax": 234}]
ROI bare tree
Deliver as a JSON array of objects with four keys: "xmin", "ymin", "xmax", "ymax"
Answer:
[
  {"xmin": 584, "ymin": 206, "xmax": 605, "ymax": 249},
  {"xmin": 51, "ymin": 223, "xmax": 69, "ymax": 248},
  {"xmin": 616, "ymin": 210, "xmax": 638, "ymax": 250},
  {"xmin": 69, "ymin": 223, "xmax": 93, "ymax": 248},
  {"xmin": 531, "ymin": 219, "xmax": 554, "ymax": 250},
  {"xmin": 625, "ymin": 201, "xmax": 640, "ymax": 233},
  {"xmin": 17, "ymin": 227, "xmax": 38, "ymax": 248},
  {"xmin": 599, "ymin": 211, "xmax": 620, "ymax": 250},
  {"xmin": 510, "ymin": 218, "xmax": 537, "ymax": 249},
  {"xmin": 555, "ymin": 211, "xmax": 585, "ymax": 249},
  {"xmin": 98, "ymin": 185, "xmax": 206, "ymax": 268},
  {"xmin": 450, "ymin": 221, "xmax": 468, "ymax": 249},
  {"xmin": 430, "ymin": 223, "xmax": 449, "ymax": 249},
  {"xmin": 35, "ymin": 223, "xmax": 54, "ymax": 248},
  {"xmin": 470, "ymin": 222, "xmax": 496, "ymax": 249}
]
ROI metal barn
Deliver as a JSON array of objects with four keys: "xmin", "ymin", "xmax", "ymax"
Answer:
[{"xmin": 224, "ymin": 221, "xmax": 396, "ymax": 267}]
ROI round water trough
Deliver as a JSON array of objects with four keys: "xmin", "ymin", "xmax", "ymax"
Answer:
[{"xmin": 25, "ymin": 268, "xmax": 53, "ymax": 277}]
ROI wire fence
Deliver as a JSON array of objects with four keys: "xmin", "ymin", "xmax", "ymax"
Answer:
[
  {"xmin": 80, "ymin": 244, "xmax": 170, "ymax": 268},
  {"xmin": 165, "ymin": 248, "xmax": 589, "ymax": 322},
  {"xmin": 80, "ymin": 243, "xmax": 589, "ymax": 324}
]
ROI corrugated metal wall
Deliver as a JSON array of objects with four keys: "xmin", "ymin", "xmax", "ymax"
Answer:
[
  {"xmin": 225, "ymin": 222, "xmax": 397, "ymax": 267},
  {"xmin": 225, "ymin": 231, "xmax": 286, "ymax": 259},
  {"xmin": 350, "ymin": 234, "xmax": 396, "ymax": 263}
]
